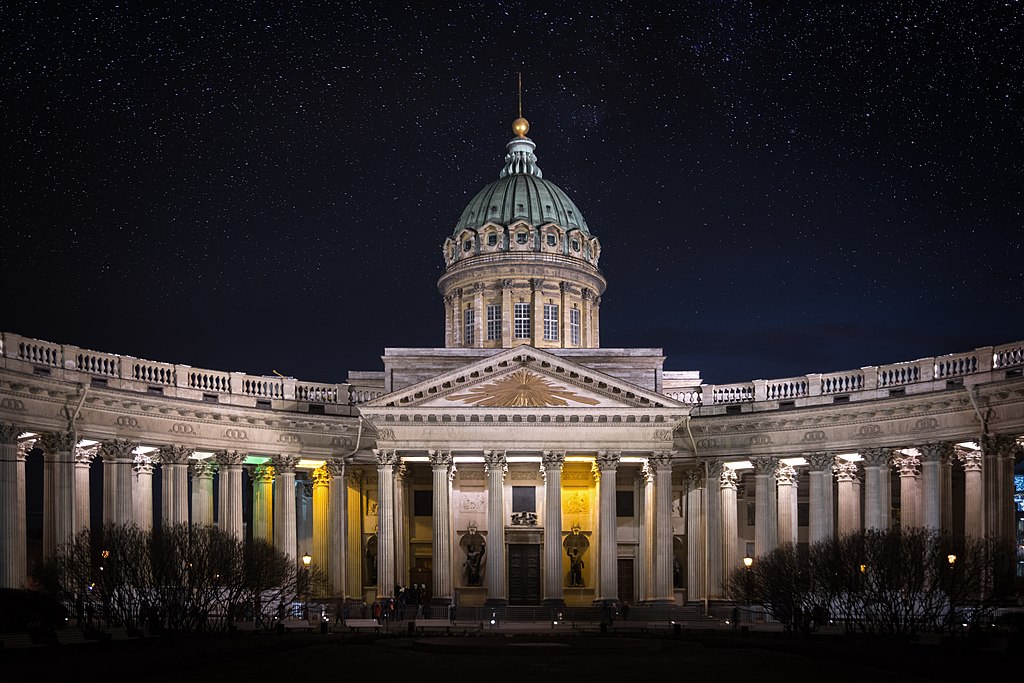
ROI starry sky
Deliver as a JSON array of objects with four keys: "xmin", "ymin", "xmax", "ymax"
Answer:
[{"xmin": 3, "ymin": 1, "xmax": 1022, "ymax": 386}]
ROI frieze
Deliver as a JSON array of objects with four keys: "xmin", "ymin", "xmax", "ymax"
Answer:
[
  {"xmin": 562, "ymin": 471, "xmax": 593, "ymax": 481},
  {"xmin": 858, "ymin": 424, "xmax": 882, "ymax": 437},
  {"xmin": 224, "ymin": 428, "xmax": 248, "ymax": 440},
  {"xmin": 750, "ymin": 434, "xmax": 772, "ymax": 446},
  {"xmin": 1, "ymin": 398, "xmax": 26, "ymax": 411},
  {"xmin": 654, "ymin": 429, "xmax": 674, "ymax": 441},
  {"xmin": 510, "ymin": 470, "xmax": 538, "ymax": 481},
  {"xmin": 376, "ymin": 428, "xmax": 395, "ymax": 440},
  {"xmin": 461, "ymin": 492, "xmax": 486, "ymax": 512},
  {"xmin": 115, "ymin": 415, "xmax": 141, "ymax": 429},
  {"xmin": 459, "ymin": 469, "xmax": 485, "ymax": 481},
  {"xmin": 170, "ymin": 422, "xmax": 195, "ymax": 435},
  {"xmin": 278, "ymin": 433, "xmax": 302, "ymax": 445},
  {"xmin": 802, "ymin": 430, "xmax": 826, "ymax": 443},
  {"xmin": 331, "ymin": 436, "xmax": 354, "ymax": 447},
  {"xmin": 913, "ymin": 417, "xmax": 939, "ymax": 432}
]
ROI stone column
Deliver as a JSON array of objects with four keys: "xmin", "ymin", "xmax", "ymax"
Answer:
[
  {"xmin": 650, "ymin": 451, "xmax": 675, "ymax": 604},
  {"xmin": 252, "ymin": 463, "xmax": 275, "ymax": 543},
  {"xmin": 483, "ymin": 450, "xmax": 507, "ymax": 606},
  {"xmin": 101, "ymin": 443, "xmax": 119, "ymax": 526},
  {"xmin": 750, "ymin": 457, "xmax": 777, "ymax": 556},
  {"xmin": 892, "ymin": 452, "xmax": 921, "ymax": 529},
  {"xmin": 472, "ymin": 282, "xmax": 485, "ymax": 347},
  {"xmin": 685, "ymin": 470, "xmax": 706, "ymax": 604},
  {"xmin": 311, "ymin": 465, "xmax": 330, "ymax": 587},
  {"xmin": 559, "ymin": 283, "xmax": 572, "ymax": 345},
  {"xmin": 40, "ymin": 431, "xmax": 76, "ymax": 555},
  {"xmin": 158, "ymin": 445, "xmax": 191, "ymax": 526},
  {"xmin": 985, "ymin": 434, "xmax": 1021, "ymax": 545},
  {"xmin": 74, "ymin": 443, "xmax": 97, "ymax": 534},
  {"xmin": 594, "ymin": 451, "xmax": 620, "ymax": 604},
  {"xmin": 133, "ymin": 454, "xmax": 155, "ymax": 531},
  {"xmin": 429, "ymin": 450, "xmax": 454, "ymax": 606},
  {"xmin": 216, "ymin": 451, "xmax": 245, "ymax": 539},
  {"xmin": 918, "ymin": 443, "xmax": 952, "ymax": 531},
  {"xmin": 957, "ymin": 448, "xmax": 984, "ymax": 539},
  {"xmin": 393, "ymin": 463, "xmax": 408, "ymax": 588},
  {"xmin": 719, "ymin": 467, "xmax": 739, "ymax": 586},
  {"xmin": 0, "ymin": 425, "xmax": 27, "ymax": 589},
  {"xmin": 273, "ymin": 456, "xmax": 299, "ymax": 563},
  {"xmin": 592, "ymin": 296, "xmax": 601, "ymax": 347},
  {"xmin": 581, "ymin": 288, "xmax": 594, "ymax": 347},
  {"xmin": 374, "ymin": 449, "xmax": 399, "ymax": 601},
  {"xmin": 704, "ymin": 460, "xmax": 723, "ymax": 599},
  {"xmin": 833, "ymin": 457, "xmax": 861, "ymax": 535},
  {"xmin": 640, "ymin": 463, "xmax": 656, "ymax": 602},
  {"xmin": 500, "ymin": 279, "xmax": 513, "ymax": 348},
  {"xmin": 190, "ymin": 460, "xmax": 217, "ymax": 526},
  {"xmin": 775, "ymin": 462, "xmax": 798, "ymax": 546},
  {"xmin": 806, "ymin": 453, "xmax": 834, "ymax": 542},
  {"xmin": 101, "ymin": 440, "xmax": 138, "ymax": 526},
  {"xmin": 530, "ymin": 278, "xmax": 544, "ymax": 344},
  {"xmin": 325, "ymin": 458, "xmax": 347, "ymax": 598},
  {"xmin": 541, "ymin": 450, "xmax": 565, "ymax": 606},
  {"xmin": 860, "ymin": 448, "xmax": 891, "ymax": 531},
  {"xmin": 346, "ymin": 470, "xmax": 363, "ymax": 598}
]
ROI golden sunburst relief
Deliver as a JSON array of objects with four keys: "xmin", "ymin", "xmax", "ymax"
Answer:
[{"xmin": 445, "ymin": 369, "xmax": 601, "ymax": 407}]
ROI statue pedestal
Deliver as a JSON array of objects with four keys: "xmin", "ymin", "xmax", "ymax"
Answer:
[
  {"xmin": 454, "ymin": 586, "xmax": 487, "ymax": 607},
  {"xmin": 563, "ymin": 587, "xmax": 595, "ymax": 607}
]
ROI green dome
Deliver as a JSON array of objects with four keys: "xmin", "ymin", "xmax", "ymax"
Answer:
[{"xmin": 452, "ymin": 136, "xmax": 591, "ymax": 237}]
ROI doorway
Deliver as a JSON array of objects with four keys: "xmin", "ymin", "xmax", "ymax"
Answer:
[{"xmin": 508, "ymin": 544, "xmax": 541, "ymax": 605}]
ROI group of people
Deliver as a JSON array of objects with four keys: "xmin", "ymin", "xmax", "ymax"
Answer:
[{"xmin": 366, "ymin": 584, "xmax": 430, "ymax": 623}]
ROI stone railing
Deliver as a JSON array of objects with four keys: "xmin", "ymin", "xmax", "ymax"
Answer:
[
  {"xmin": 695, "ymin": 341, "xmax": 1023, "ymax": 411},
  {"xmin": 0, "ymin": 332, "xmax": 356, "ymax": 416}
]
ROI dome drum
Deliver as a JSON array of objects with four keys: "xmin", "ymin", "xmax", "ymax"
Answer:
[{"xmin": 443, "ymin": 222, "xmax": 600, "ymax": 268}]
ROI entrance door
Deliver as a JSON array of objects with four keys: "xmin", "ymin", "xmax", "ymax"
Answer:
[
  {"xmin": 508, "ymin": 544, "xmax": 541, "ymax": 605},
  {"xmin": 617, "ymin": 558, "xmax": 635, "ymax": 604}
]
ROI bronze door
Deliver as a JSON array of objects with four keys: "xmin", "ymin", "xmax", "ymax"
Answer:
[
  {"xmin": 508, "ymin": 544, "xmax": 541, "ymax": 605},
  {"xmin": 617, "ymin": 558, "xmax": 634, "ymax": 604}
]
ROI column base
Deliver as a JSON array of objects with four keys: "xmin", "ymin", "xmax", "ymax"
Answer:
[
  {"xmin": 483, "ymin": 598, "xmax": 508, "ymax": 607},
  {"xmin": 542, "ymin": 598, "xmax": 565, "ymax": 608}
]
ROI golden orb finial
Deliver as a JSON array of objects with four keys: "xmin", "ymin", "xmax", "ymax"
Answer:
[{"xmin": 512, "ymin": 117, "xmax": 530, "ymax": 138}]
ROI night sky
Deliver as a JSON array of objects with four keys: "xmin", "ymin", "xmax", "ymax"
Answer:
[{"xmin": 3, "ymin": 2, "xmax": 1022, "ymax": 386}]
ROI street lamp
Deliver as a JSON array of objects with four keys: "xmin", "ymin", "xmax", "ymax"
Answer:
[
  {"xmin": 743, "ymin": 556, "xmax": 753, "ymax": 569},
  {"xmin": 301, "ymin": 552, "xmax": 312, "ymax": 622},
  {"xmin": 742, "ymin": 556, "xmax": 754, "ymax": 622},
  {"xmin": 947, "ymin": 554, "xmax": 957, "ymax": 567}
]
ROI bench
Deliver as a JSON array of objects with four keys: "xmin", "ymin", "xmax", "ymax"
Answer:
[
  {"xmin": 344, "ymin": 618, "xmax": 382, "ymax": 632},
  {"xmin": 415, "ymin": 618, "xmax": 456, "ymax": 633}
]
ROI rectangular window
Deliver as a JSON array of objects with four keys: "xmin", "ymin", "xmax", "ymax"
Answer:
[
  {"xmin": 747, "ymin": 501, "xmax": 756, "ymax": 527},
  {"xmin": 514, "ymin": 302, "xmax": 531, "ymax": 339},
  {"xmin": 463, "ymin": 307, "xmax": 475, "ymax": 345},
  {"xmin": 616, "ymin": 490, "xmax": 634, "ymax": 518},
  {"xmin": 543, "ymin": 303, "xmax": 558, "ymax": 341},
  {"xmin": 570, "ymin": 308, "xmax": 581, "ymax": 345},
  {"xmin": 512, "ymin": 486, "xmax": 536, "ymax": 512},
  {"xmin": 798, "ymin": 501, "xmax": 809, "ymax": 527},
  {"xmin": 487, "ymin": 303, "xmax": 501, "ymax": 341}
]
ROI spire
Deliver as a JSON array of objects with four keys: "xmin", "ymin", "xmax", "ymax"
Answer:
[{"xmin": 500, "ymin": 74, "xmax": 543, "ymax": 178}]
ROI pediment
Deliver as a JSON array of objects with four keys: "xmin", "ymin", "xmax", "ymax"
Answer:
[{"xmin": 364, "ymin": 346, "xmax": 686, "ymax": 411}]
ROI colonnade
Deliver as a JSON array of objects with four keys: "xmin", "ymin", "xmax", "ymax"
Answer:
[{"xmin": 684, "ymin": 437, "xmax": 1021, "ymax": 602}]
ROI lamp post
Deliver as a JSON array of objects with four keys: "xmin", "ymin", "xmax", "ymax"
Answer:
[
  {"xmin": 742, "ymin": 556, "xmax": 754, "ymax": 623},
  {"xmin": 301, "ymin": 552, "xmax": 312, "ymax": 622}
]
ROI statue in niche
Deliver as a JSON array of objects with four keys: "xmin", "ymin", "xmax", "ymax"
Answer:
[
  {"xmin": 460, "ymin": 523, "xmax": 486, "ymax": 586},
  {"xmin": 562, "ymin": 523, "xmax": 590, "ymax": 588},
  {"xmin": 364, "ymin": 534, "xmax": 378, "ymax": 585}
]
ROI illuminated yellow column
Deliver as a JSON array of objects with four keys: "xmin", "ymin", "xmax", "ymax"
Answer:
[
  {"xmin": 312, "ymin": 465, "xmax": 330, "ymax": 589},
  {"xmin": 251, "ymin": 463, "xmax": 275, "ymax": 544},
  {"xmin": 346, "ymin": 469, "xmax": 362, "ymax": 598},
  {"xmin": 373, "ymin": 449, "xmax": 399, "ymax": 600}
]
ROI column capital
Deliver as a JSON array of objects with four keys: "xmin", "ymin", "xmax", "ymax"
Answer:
[
  {"xmin": 500, "ymin": 278, "xmax": 515, "ymax": 290},
  {"xmin": 133, "ymin": 453, "xmax": 156, "ymax": 475},
  {"xmin": 39, "ymin": 430, "xmax": 76, "ymax": 454},
  {"xmin": 428, "ymin": 449, "xmax": 454, "ymax": 467},
  {"xmin": 190, "ymin": 459, "xmax": 218, "ymax": 479},
  {"xmin": 312, "ymin": 465, "xmax": 331, "ymax": 488},
  {"xmin": 271, "ymin": 455, "xmax": 300, "ymax": 474},
  {"xmin": 892, "ymin": 452, "xmax": 921, "ymax": 477},
  {"xmin": 832, "ymin": 457, "xmax": 859, "ymax": 483},
  {"xmin": 325, "ymin": 457, "xmax": 346, "ymax": 477},
  {"xmin": 542, "ymin": 450, "xmax": 566, "ymax": 468},
  {"xmin": 17, "ymin": 437, "xmax": 37, "ymax": 459},
  {"xmin": 158, "ymin": 444, "xmax": 193, "ymax": 465},
  {"xmin": 719, "ymin": 466, "xmax": 738, "ymax": 490},
  {"xmin": 956, "ymin": 447, "xmax": 983, "ymax": 471},
  {"xmin": 251, "ymin": 463, "xmax": 276, "ymax": 483},
  {"xmin": 918, "ymin": 442, "xmax": 954, "ymax": 463},
  {"xmin": 595, "ymin": 450, "xmax": 620, "ymax": 470},
  {"xmin": 216, "ymin": 450, "xmax": 247, "ymax": 468},
  {"xmin": 99, "ymin": 439, "xmax": 138, "ymax": 462},
  {"xmin": 750, "ymin": 456, "xmax": 776, "ymax": 474},
  {"xmin": 483, "ymin": 450, "xmax": 507, "ymax": 469},
  {"xmin": 686, "ymin": 469, "xmax": 705, "ymax": 489},
  {"xmin": 74, "ymin": 443, "xmax": 99, "ymax": 465},
  {"xmin": 774, "ymin": 462, "xmax": 798, "ymax": 485},
  {"xmin": 859, "ymin": 447, "xmax": 892, "ymax": 467},
  {"xmin": 373, "ymin": 448, "xmax": 400, "ymax": 467},
  {"xmin": 982, "ymin": 433, "xmax": 1023, "ymax": 458},
  {"xmin": 0, "ymin": 422, "xmax": 23, "ymax": 444},
  {"xmin": 702, "ymin": 458, "xmax": 724, "ymax": 479},
  {"xmin": 648, "ymin": 451, "xmax": 675, "ymax": 470},
  {"xmin": 805, "ymin": 452, "xmax": 833, "ymax": 472}
]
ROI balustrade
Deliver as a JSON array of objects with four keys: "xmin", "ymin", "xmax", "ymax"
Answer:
[
  {"xmin": 765, "ymin": 378, "xmax": 808, "ymax": 400},
  {"xmin": 296, "ymin": 383, "xmax": 342, "ymax": 403},
  {"xmin": 16, "ymin": 337, "xmax": 62, "ymax": 367},
  {"xmin": 710, "ymin": 384, "xmax": 754, "ymax": 404},
  {"xmin": 75, "ymin": 350, "xmax": 120, "ymax": 377},
  {"xmin": 240, "ymin": 377, "xmax": 285, "ymax": 399},
  {"xmin": 132, "ymin": 360, "xmax": 176, "ymax": 385},
  {"xmin": 877, "ymin": 361, "xmax": 922, "ymax": 387},
  {"xmin": 187, "ymin": 370, "xmax": 232, "ymax": 393},
  {"xmin": 993, "ymin": 342, "xmax": 1023, "ymax": 369},
  {"xmin": 820, "ymin": 371, "xmax": 864, "ymax": 394},
  {"xmin": 934, "ymin": 353, "xmax": 978, "ymax": 378}
]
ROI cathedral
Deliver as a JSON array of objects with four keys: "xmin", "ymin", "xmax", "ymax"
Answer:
[{"xmin": 1, "ymin": 115, "xmax": 1022, "ymax": 610}]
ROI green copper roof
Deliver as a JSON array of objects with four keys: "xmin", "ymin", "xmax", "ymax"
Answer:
[{"xmin": 452, "ymin": 136, "xmax": 591, "ymax": 237}]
